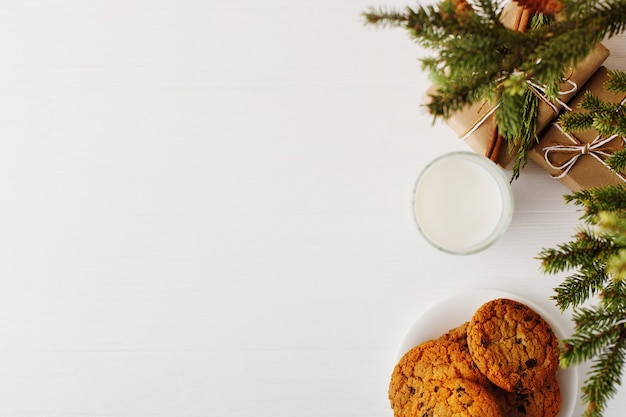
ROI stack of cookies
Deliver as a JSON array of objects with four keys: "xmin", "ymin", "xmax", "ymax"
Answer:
[{"xmin": 389, "ymin": 298, "xmax": 562, "ymax": 417}]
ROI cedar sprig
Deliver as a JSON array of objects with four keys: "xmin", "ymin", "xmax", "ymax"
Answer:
[{"xmin": 503, "ymin": 85, "xmax": 541, "ymax": 179}]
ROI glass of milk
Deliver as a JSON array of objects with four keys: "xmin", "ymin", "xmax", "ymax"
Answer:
[{"xmin": 412, "ymin": 152, "xmax": 514, "ymax": 255}]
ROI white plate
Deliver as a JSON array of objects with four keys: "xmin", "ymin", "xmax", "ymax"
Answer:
[{"xmin": 395, "ymin": 289, "xmax": 578, "ymax": 417}]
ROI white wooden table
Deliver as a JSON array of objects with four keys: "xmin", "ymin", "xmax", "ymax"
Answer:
[{"xmin": 0, "ymin": 1, "xmax": 624, "ymax": 416}]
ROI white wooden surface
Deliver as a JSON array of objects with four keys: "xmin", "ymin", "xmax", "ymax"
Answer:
[{"xmin": 0, "ymin": 1, "xmax": 624, "ymax": 416}]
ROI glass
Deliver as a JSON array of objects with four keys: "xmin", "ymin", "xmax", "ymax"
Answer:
[{"xmin": 412, "ymin": 152, "xmax": 514, "ymax": 255}]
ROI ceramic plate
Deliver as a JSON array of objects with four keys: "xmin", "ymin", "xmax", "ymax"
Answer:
[{"xmin": 395, "ymin": 289, "xmax": 578, "ymax": 417}]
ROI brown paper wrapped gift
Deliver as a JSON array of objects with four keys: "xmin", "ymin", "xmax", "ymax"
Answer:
[
  {"xmin": 424, "ymin": 2, "xmax": 610, "ymax": 167},
  {"xmin": 528, "ymin": 66, "xmax": 626, "ymax": 191}
]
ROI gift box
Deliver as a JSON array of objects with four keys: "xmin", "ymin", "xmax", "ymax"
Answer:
[
  {"xmin": 424, "ymin": 3, "xmax": 610, "ymax": 167},
  {"xmin": 528, "ymin": 66, "xmax": 626, "ymax": 191}
]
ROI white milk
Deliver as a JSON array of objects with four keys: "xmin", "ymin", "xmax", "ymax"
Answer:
[{"xmin": 413, "ymin": 153, "xmax": 513, "ymax": 254}]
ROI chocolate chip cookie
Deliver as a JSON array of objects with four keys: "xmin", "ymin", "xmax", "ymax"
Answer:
[
  {"xmin": 416, "ymin": 378, "xmax": 503, "ymax": 417},
  {"xmin": 389, "ymin": 339, "xmax": 489, "ymax": 417},
  {"xmin": 493, "ymin": 373, "xmax": 561, "ymax": 417},
  {"xmin": 438, "ymin": 321, "xmax": 470, "ymax": 347},
  {"xmin": 467, "ymin": 298, "xmax": 559, "ymax": 393}
]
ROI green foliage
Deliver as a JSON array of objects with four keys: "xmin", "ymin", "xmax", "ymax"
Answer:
[
  {"xmin": 606, "ymin": 150, "xmax": 626, "ymax": 173},
  {"xmin": 606, "ymin": 69, "xmax": 626, "ymax": 92},
  {"xmin": 365, "ymin": 0, "xmax": 626, "ymax": 415},
  {"xmin": 363, "ymin": 0, "xmax": 626, "ymax": 178},
  {"xmin": 563, "ymin": 184, "xmax": 626, "ymax": 222},
  {"xmin": 562, "ymin": 298, "xmax": 626, "ymax": 417},
  {"xmin": 510, "ymin": 87, "xmax": 540, "ymax": 179},
  {"xmin": 539, "ymin": 185, "xmax": 626, "ymax": 417},
  {"xmin": 557, "ymin": 69, "xmax": 626, "ymax": 180}
]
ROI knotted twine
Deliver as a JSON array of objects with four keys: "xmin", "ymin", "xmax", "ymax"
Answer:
[{"xmin": 543, "ymin": 123, "xmax": 626, "ymax": 181}]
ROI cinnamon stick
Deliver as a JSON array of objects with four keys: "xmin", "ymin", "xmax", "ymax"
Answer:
[
  {"xmin": 491, "ymin": 133, "xmax": 504, "ymax": 163},
  {"xmin": 486, "ymin": 119, "xmax": 499, "ymax": 160},
  {"xmin": 518, "ymin": 7, "xmax": 532, "ymax": 32},
  {"xmin": 512, "ymin": 5, "xmax": 524, "ymax": 29}
]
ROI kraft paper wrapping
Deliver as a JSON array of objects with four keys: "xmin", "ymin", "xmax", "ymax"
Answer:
[
  {"xmin": 529, "ymin": 66, "xmax": 626, "ymax": 192},
  {"xmin": 435, "ymin": 42, "xmax": 609, "ymax": 167},
  {"xmin": 424, "ymin": 1, "xmax": 610, "ymax": 167}
]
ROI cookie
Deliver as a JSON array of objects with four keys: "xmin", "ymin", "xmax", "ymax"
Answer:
[
  {"xmin": 467, "ymin": 298, "xmax": 559, "ymax": 393},
  {"xmin": 438, "ymin": 322, "xmax": 469, "ymax": 347},
  {"xmin": 493, "ymin": 374, "xmax": 562, "ymax": 417},
  {"xmin": 389, "ymin": 339, "xmax": 489, "ymax": 417},
  {"xmin": 415, "ymin": 378, "xmax": 504, "ymax": 417}
]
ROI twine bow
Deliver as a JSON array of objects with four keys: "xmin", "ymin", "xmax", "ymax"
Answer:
[
  {"xmin": 543, "ymin": 123, "xmax": 626, "ymax": 180},
  {"xmin": 460, "ymin": 77, "xmax": 578, "ymax": 140}
]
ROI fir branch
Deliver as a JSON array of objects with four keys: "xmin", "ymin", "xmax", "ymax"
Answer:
[
  {"xmin": 573, "ymin": 304, "xmax": 626, "ymax": 335},
  {"xmin": 580, "ymin": 323, "xmax": 626, "ymax": 417},
  {"xmin": 559, "ymin": 70, "xmax": 626, "ymax": 139},
  {"xmin": 364, "ymin": 0, "xmax": 626, "ymax": 178},
  {"xmin": 552, "ymin": 263, "xmax": 610, "ymax": 310},
  {"xmin": 561, "ymin": 312, "xmax": 622, "ymax": 366},
  {"xmin": 600, "ymin": 212, "xmax": 626, "ymax": 243},
  {"xmin": 558, "ymin": 111, "xmax": 595, "ymax": 131},
  {"xmin": 606, "ymin": 69, "xmax": 626, "ymax": 93},
  {"xmin": 539, "ymin": 184, "xmax": 626, "ymax": 417},
  {"xmin": 538, "ymin": 227, "xmax": 617, "ymax": 274},
  {"xmin": 606, "ymin": 149, "xmax": 626, "ymax": 173},
  {"xmin": 561, "ymin": 0, "xmax": 605, "ymax": 20},
  {"xmin": 563, "ymin": 185, "xmax": 626, "ymax": 223},
  {"xmin": 592, "ymin": 111, "xmax": 626, "ymax": 137},
  {"xmin": 580, "ymin": 92, "xmax": 611, "ymax": 113},
  {"xmin": 362, "ymin": 6, "xmax": 409, "ymax": 28},
  {"xmin": 601, "ymin": 279, "xmax": 626, "ymax": 309},
  {"xmin": 425, "ymin": 72, "xmax": 499, "ymax": 118}
]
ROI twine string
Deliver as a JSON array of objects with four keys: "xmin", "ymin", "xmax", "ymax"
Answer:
[
  {"xmin": 460, "ymin": 77, "xmax": 578, "ymax": 140},
  {"xmin": 543, "ymin": 123, "xmax": 626, "ymax": 180}
]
